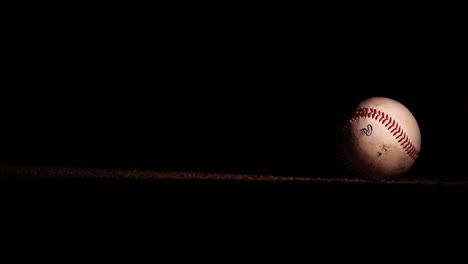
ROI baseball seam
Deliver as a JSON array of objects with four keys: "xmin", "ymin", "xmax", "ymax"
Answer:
[{"xmin": 345, "ymin": 107, "xmax": 420, "ymax": 160}]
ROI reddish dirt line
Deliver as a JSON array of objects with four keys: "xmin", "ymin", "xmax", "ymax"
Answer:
[{"xmin": 1, "ymin": 163, "xmax": 467, "ymax": 185}]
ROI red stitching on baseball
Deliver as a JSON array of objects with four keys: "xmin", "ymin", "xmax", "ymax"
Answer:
[{"xmin": 346, "ymin": 107, "xmax": 420, "ymax": 160}]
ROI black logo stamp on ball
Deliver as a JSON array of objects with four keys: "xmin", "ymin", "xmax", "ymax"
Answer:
[{"xmin": 359, "ymin": 124, "xmax": 373, "ymax": 136}]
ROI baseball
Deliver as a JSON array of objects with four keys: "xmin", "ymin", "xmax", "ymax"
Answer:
[{"xmin": 336, "ymin": 97, "xmax": 421, "ymax": 180}]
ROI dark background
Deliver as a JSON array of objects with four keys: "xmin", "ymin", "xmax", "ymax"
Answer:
[
  {"xmin": 2, "ymin": 3, "xmax": 467, "ymax": 262},
  {"xmin": 4, "ymin": 3, "xmax": 467, "ymax": 178}
]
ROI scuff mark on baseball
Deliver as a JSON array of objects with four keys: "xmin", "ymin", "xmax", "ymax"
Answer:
[{"xmin": 336, "ymin": 97, "xmax": 421, "ymax": 179}]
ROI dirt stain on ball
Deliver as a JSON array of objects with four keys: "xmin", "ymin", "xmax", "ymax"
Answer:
[{"xmin": 377, "ymin": 144, "xmax": 391, "ymax": 157}]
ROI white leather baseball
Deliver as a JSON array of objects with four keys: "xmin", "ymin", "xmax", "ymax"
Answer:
[{"xmin": 336, "ymin": 97, "xmax": 421, "ymax": 179}]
